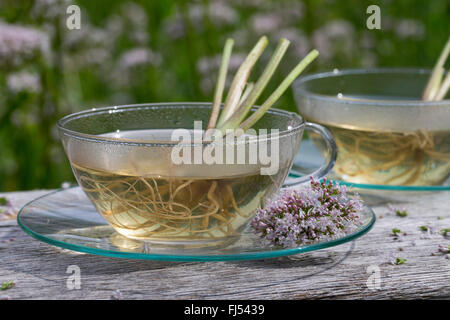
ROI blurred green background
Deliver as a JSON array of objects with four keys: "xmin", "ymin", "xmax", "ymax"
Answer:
[{"xmin": 0, "ymin": 0, "xmax": 449, "ymax": 191}]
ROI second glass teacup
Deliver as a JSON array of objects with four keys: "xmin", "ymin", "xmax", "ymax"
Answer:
[
  {"xmin": 293, "ymin": 68, "xmax": 450, "ymax": 186},
  {"xmin": 58, "ymin": 103, "xmax": 337, "ymax": 247}
]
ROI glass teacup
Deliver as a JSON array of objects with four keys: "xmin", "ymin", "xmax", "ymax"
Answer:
[
  {"xmin": 293, "ymin": 68, "xmax": 450, "ymax": 186},
  {"xmin": 58, "ymin": 103, "xmax": 337, "ymax": 246}
]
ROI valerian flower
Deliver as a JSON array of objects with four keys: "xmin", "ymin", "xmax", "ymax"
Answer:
[
  {"xmin": 190, "ymin": 2, "xmax": 238, "ymax": 27},
  {"xmin": 391, "ymin": 228, "xmax": 405, "ymax": 241},
  {"xmin": 276, "ymin": 28, "xmax": 310, "ymax": 57},
  {"xmin": 0, "ymin": 23, "xmax": 49, "ymax": 67},
  {"xmin": 440, "ymin": 228, "xmax": 450, "ymax": 237},
  {"xmin": 388, "ymin": 204, "xmax": 408, "ymax": 217},
  {"xmin": 438, "ymin": 244, "xmax": 450, "ymax": 254},
  {"xmin": 250, "ymin": 13, "xmax": 283, "ymax": 34},
  {"xmin": 118, "ymin": 48, "xmax": 162, "ymax": 69},
  {"xmin": 251, "ymin": 177, "xmax": 363, "ymax": 248},
  {"xmin": 163, "ymin": 1, "xmax": 238, "ymax": 39},
  {"xmin": 7, "ymin": 71, "xmax": 41, "ymax": 94},
  {"xmin": 419, "ymin": 224, "xmax": 438, "ymax": 239},
  {"xmin": 388, "ymin": 251, "xmax": 407, "ymax": 265},
  {"xmin": 31, "ymin": 0, "xmax": 72, "ymax": 19},
  {"xmin": 431, "ymin": 244, "xmax": 450, "ymax": 259},
  {"xmin": 312, "ymin": 20, "xmax": 356, "ymax": 62},
  {"xmin": 121, "ymin": 2, "xmax": 149, "ymax": 31}
]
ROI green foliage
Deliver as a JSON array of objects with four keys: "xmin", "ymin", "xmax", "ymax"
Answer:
[
  {"xmin": 0, "ymin": 281, "xmax": 15, "ymax": 291},
  {"xmin": 395, "ymin": 210, "xmax": 408, "ymax": 217},
  {"xmin": 0, "ymin": 0, "xmax": 448, "ymax": 191}
]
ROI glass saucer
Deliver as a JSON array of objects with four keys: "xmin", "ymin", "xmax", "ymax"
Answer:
[{"xmin": 17, "ymin": 187, "xmax": 375, "ymax": 262}]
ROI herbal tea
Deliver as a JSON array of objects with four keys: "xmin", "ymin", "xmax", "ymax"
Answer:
[
  {"xmin": 312, "ymin": 126, "xmax": 450, "ymax": 185},
  {"xmin": 69, "ymin": 129, "xmax": 282, "ymax": 244},
  {"xmin": 73, "ymin": 164, "xmax": 274, "ymax": 243}
]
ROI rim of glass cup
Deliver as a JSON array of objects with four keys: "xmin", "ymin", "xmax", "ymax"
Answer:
[
  {"xmin": 57, "ymin": 102, "xmax": 306, "ymax": 147},
  {"xmin": 293, "ymin": 67, "xmax": 450, "ymax": 107}
]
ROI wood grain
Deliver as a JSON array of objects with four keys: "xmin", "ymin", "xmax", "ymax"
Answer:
[{"xmin": 0, "ymin": 189, "xmax": 449, "ymax": 300}]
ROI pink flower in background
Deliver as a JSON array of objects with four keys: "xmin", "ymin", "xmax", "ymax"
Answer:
[
  {"xmin": 6, "ymin": 71, "xmax": 41, "ymax": 94},
  {"xmin": 197, "ymin": 53, "xmax": 246, "ymax": 75},
  {"xmin": 31, "ymin": 0, "xmax": 72, "ymax": 19},
  {"xmin": 163, "ymin": 18, "xmax": 185, "ymax": 40},
  {"xmin": 118, "ymin": 48, "xmax": 162, "ymax": 69},
  {"xmin": 321, "ymin": 20, "xmax": 355, "ymax": 38},
  {"xmin": 120, "ymin": 2, "xmax": 150, "ymax": 45},
  {"xmin": 75, "ymin": 48, "xmax": 110, "ymax": 67},
  {"xmin": 193, "ymin": 1, "xmax": 239, "ymax": 26},
  {"xmin": 0, "ymin": 23, "xmax": 49, "ymax": 66},
  {"xmin": 106, "ymin": 14, "xmax": 125, "ymax": 36},
  {"xmin": 163, "ymin": 1, "xmax": 238, "ymax": 39},
  {"xmin": 270, "ymin": 1, "xmax": 304, "ymax": 22},
  {"xmin": 64, "ymin": 23, "xmax": 113, "ymax": 50},
  {"xmin": 121, "ymin": 2, "xmax": 148, "ymax": 30},
  {"xmin": 111, "ymin": 47, "xmax": 162, "ymax": 87},
  {"xmin": 249, "ymin": 1, "xmax": 304, "ymax": 36},
  {"xmin": 250, "ymin": 13, "xmax": 283, "ymax": 34},
  {"xmin": 312, "ymin": 20, "xmax": 356, "ymax": 62},
  {"xmin": 276, "ymin": 28, "xmax": 310, "ymax": 57},
  {"xmin": 229, "ymin": 0, "xmax": 265, "ymax": 8}
]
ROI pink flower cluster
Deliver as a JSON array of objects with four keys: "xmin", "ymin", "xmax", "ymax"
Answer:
[
  {"xmin": 0, "ymin": 23, "xmax": 49, "ymax": 66},
  {"xmin": 251, "ymin": 178, "xmax": 364, "ymax": 248}
]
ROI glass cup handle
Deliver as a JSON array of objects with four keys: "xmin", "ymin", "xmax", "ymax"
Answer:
[{"xmin": 282, "ymin": 122, "xmax": 337, "ymax": 188}]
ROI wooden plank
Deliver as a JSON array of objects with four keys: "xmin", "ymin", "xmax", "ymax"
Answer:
[{"xmin": 0, "ymin": 189, "xmax": 449, "ymax": 299}]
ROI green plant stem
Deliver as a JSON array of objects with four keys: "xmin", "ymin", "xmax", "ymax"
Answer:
[
  {"xmin": 239, "ymin": 49, "xmax": 319, "ymax": 131},
  {"xmin": 426, "ymin": 67, "xmax": 444, "ymax": 101},
  {"xmin": 216, "ymin": 36, "xmax": 268, "ymax": 126},
  {"xmin": 218, "ymin": 38, "xmax": 290, "ymax": 131},
  {"xmin": 422, "ymin": 36, "xmax": 450, "ymax": 101},
  {"xmin": 238, "ymin": 82, "xmax": 254, "ymax": 107},
  {"xmin": 207, "ymin": 38, "xmax": 234, "ymax": 130},
  {"xmin": 435, "ymin": 71, "xmax": 450, "ymax": 100}
]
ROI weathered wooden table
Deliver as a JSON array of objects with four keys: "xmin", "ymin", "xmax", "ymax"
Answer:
[{"xmin": 0, "ymin": 188, "xmax": 449, "ymax": 300}]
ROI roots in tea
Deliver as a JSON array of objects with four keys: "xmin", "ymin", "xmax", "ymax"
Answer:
[
  {"xmin": 313, "ymin": 128, "xmax": 450, "ymax": 185},
  {"xmin": 72, "ymin": 163, "xmax": 273, "ymax": 241}
]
